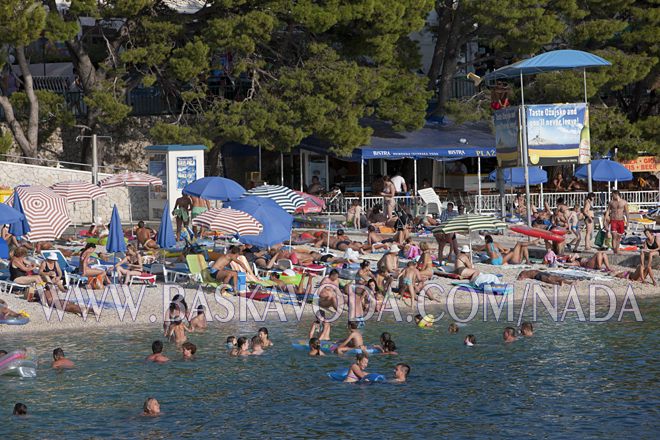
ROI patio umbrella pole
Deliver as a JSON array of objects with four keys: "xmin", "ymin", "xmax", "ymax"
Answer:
[
  {"xmin": 519, "ymin": 71, "xmax": 533, "ymax": 227},
  {"xmin": 583, "ymin": 68, "xmax": 593, "ymax": 193},
  {"xmin": 477, "ymin": 157, "xmax": 482, "ymax": 214}
]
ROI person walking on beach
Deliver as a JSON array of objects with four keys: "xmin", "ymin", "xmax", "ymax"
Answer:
[
  {"xmin": 381, "ymin": 175, "xmax": 396, "ymax": 219},
  {"xmin": 605, "ymin": 190, "xmax": 629, "ymax": 254},
  {"xmin": 172, "ymin": 194, "xmax": 192, "ymax": 240},
  {"xmin": 582, "ymin": 192, "xmax": 595, "ymax": 251},
  {"xmin": 191, "ymin": 196, "xmax": 211, "ymax": 236}
]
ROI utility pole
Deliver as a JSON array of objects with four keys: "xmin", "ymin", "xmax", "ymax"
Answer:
[{"xmin": 76, "ymin": 133, "xmax": 112, "ymax": 221}]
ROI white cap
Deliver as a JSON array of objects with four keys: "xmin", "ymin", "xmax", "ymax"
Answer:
[
  {"xmin": 389, "ymin": 245, "xmax": 400, "ymax": 254},
  {"xmin": 47, "ymin": 254, "xmax": 58, "ymax": 261},
  {"xmin": 460, "ymin": 245, "xmax": 471, "ymax": 253},
  {"xmin": 343, "ymin": 248, "xmax": 360, "ymax": 262},
  {"xmin": 283, "ymin": 269, "xmax": 296, "ymax": 276}
]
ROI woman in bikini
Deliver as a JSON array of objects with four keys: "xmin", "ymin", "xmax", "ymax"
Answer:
[
  {"xmin": 417, "ymin": 242, "xmax": 434, "ymax": 280},
  {"xmin": 114, "ymin": 244, "xmax": 143, "ymax": 285},
  {"xmin": 454, "ymin": 245, "xmax": 480, "ymax": 281},
  {"xmin": 476, "ymin": 235, "xmax": 533, "ymax": 266},
  {"xmin": 344, "ymin": 353, "xmax": 369, "ymax": 383},
  {"xmin": 80, "ymin": 243, "xmax": 111, "ymax": 286},
  {"xmin": 640, "ymin": 229, "xmax": 659, "ymax": 285}
]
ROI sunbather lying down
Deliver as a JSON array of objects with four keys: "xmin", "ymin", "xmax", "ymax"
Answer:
[{"xmin": 517, "ymin": 270, "xmax": 575, "ymax": 286}]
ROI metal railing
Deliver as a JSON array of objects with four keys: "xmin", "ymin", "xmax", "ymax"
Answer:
[{"xmin": 322, "ymin": 190, "xmax": 660, "ymax": 215}]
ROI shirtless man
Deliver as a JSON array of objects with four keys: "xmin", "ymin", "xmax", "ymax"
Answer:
[
  {"xmin": 605, "ymin": 190, "xmax": 628, "ymax": 254},
  {"xmin": 145, "ymin": 340, "xmax": 170, "ymax": 363},
  {"xmin": 582, "ymin": 192, "xmax": 595, "ymax": 251},
  {"xmin": 334, "ymin": 321, "xmax": 368, "ymax": 355},
  {"xmin": 136, "ymin": 221, "xmax": 158, "ymax": 250},
  {"xmin": 381, "ymin": 175, "xmax": 396, "ymax": 219},
  {"xmin": 366, "ymin": 225, "xmax": 394, "ymax": 251},
  {"xmin": 52, "ymin": 347, "xmax": 75, "ymax": 369},
  {"xmin": 377, "ymin": 246, "xmax": 400, "ymax": 277},
  {"xmin": 517, "ymin": 269, "xmax": 574, "ymax": 286},
  {"xmin": 211, "ymin": 248, "xmax": 250, "ymax": 291},
  {"xmin": 191, "ymin": 196, "xmax": 211, "ymax": 236},
  {"xmin": 318, "ymin": 270, "xmax": 346, "ymax": 311},
  {"xmin": 554, "ymin": 197, "xmax": 569, "ymax": 228},
  {"xmin": 189, "ymin": 305, "xmax": 208, "ymax": 331},
  {"xmin": 314, "ymin": 229, "xmax": 364, "ymax": 253},
  {"xmin": 172, "ymin": 194, "xmax": 192, "ymax": 240}
]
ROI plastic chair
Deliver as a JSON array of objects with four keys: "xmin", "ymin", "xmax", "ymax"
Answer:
[
  {"xmin": 417, "ymin": 188, "xmax": 443, "ymax": 217},
  {"xmin": 186, "ymin": 254, "xmax": 222, "ymax": 289}
]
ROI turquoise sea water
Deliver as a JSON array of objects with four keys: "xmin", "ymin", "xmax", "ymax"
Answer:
[{"xmin": 1, "ymin": 299, "xmax": 659, "ymax": 439}]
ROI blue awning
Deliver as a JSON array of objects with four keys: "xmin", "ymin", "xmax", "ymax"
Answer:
[
  {"xmin": 299, "ymin": 119, "xmax": 495, "ymax": 161},
  {"xmin": 484, "ymin": 50, "xmax": 611, "ymax": 81}
]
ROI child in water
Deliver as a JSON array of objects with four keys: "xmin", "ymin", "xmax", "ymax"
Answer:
[
  {"xmin": 230, "ymin": 337, "xmax": 250, "ymax": 356},
  {"xmin": 334, "ymin": 321, "xmax": 368, "ymax": 355},
  {"xmin": 393, "ymin": 363, "xmax": 410, "ymax": 383},
  {"xmin": 251, "ymin": 336, "xmax": 265, "ymax": 355},
  {"xmin": 226, "ymin": 336, "xmax": 237, "ymax": 350},
  {"xmin": 520, "ymin": 321, "xmax": 534, "ymax": 336},
  {"xmin": 448, "ymin": 323, "xmax": 459, "ymax": 334},
  {"xmin": 189, "ymin": 305, "xmax": 207, "ymax": 331},
  {"xmin": 374, "ymin": 332, "xmax": 397, "ymax": 354},
  {"xmin": 344, "ymin": 353, "xmax": 369, "ymax": 383},
  {"xmin": 308, "ymin": 337, "xmax": 325, "ymax": 357},
  {"xmin": 166, "ymin": 319, "xmax": 190, "ymax": 346},
  {"xmin": 258, "ymin": 327, "xmax": 273, "ymax": 348},
  {"xmin": 142, "ymin": 397, "xmax": 160, "ymax": 416},
  {"xmin": 464, "ymin": 335, "xmax": 476, "ymax": 346},
  {"xmin": 503, "ymin": 327, "xmax": 517, "ymax": 343},
  {"xmin": 414, "ymin": 314, "xmax": 434, "ymax": 328},
  {"xmin": 309, "ymin": 310, "xmax": 332, "ymax": 341},
  {"xmin": 52, "ymin": 347, "xmax": 75, "ymax": 369},
  {"xmin": 182, "ymin": 342, "xmax": 196, "ymax": 360}
]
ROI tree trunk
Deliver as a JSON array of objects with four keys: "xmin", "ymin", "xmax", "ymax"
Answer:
[
  {"xmin": 207, "ymin": 143, "xmax": 223, "ymax": 176},
  {"xmin": 427, "ymin": 1, "xmax": 454, "ymax": 90},
  {"xmin": 0, "ymin": 45, "xmax": 39, "ymax": 158}
]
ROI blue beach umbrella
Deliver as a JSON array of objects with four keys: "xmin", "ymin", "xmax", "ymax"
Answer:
[
  {"xmin": 575, "ymin": 159, "xmax": 633, "ymax": 182},
  {"xmin": 156, "ymin": 201, "xmax": 176, "ymax": 249},
  {"xmin": 8, "ymin": 191, "xmax": 30, "ymax": 239},
  {"xmin": 183, "ymin": 177, "xmax": 246, "ymax": 201},
  {"xmin": 488, "ymin": 167, "xmax": 548, "ymax": 186},
  {"xmin": 106, "ymin": 205, "xmax": 127, "ymax": 253},
  {"xmin": 0, "ymin": 202, "xmax": 26, "ymax": 227},
  {"xmin": 227, "ymin": 196, "xmax": 293, "ymax": 248}
]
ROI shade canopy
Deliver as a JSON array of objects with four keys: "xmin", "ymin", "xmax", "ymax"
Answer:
[
  {"xmin": 575, "ymin": 159, "xmax": 633, "ymax": 182},
  {"xmin": 488, "ymin": 167, "xmax": 548, "ymax": 186},
  {"xmin": 226, "ymin": 196, "xmax": 293, "ymax": 248},
  {"xmin": 246, "ymin": 185, "xmax": 306, "ymax": 213},
  {"xmin": 433, "ymin": 214, "xmax": 507, "ymax": 234},
  {"xmin": 50, "ymin": 180, "xmax": 106, "ymax": 202},
  {"xmin": 99, "ymin": 172, "xmax": 162, "ymax": 188},
  {"xmin": 484, "ymin": 50, "xmax": 611, "ymax": 81},
  {"xmin": 182, "ymin": 176, "xmax": 245, "ymax": 201},
  {"xmin": 294, "ymin": 191, "xmax": 325, "ymax": 214},
  {"xmin": 0, "ymin": 202, "xmax": 26, "ymax": 228},
  {"xmin": 8, "ymin": 192, "xmax": 30, "ymax": 238},
  {"xmin": 156, "ymin": 201, "xmax": 176, "ymax": 249},
  {"xmin": 191, "ymin": 208, "xmax": 263, "ymax": 236},
  {"xmin": 7, "ymin": 186, "xmax": 71, "ymax": 242},
  {"xmin": 106, "ymin": 205, "xmax": 127, "ymax": 253}
]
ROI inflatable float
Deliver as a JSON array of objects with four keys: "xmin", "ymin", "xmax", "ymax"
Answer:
[
  {"xmin": 0, "ymin": 316, "xmax": 29, "ymax": 325},
  {"xmin": 327, "ymin": 368, "xmax": 386, "ymax": 382},
  {"xmin": 291, "ymin": 340, "xmax": 378, "ymax": 355},
  {"xmin": 0, "ymin": 348, "xmax": 37, "ymax": 378},
  {"xmin": 510, "ymin": 225, "xmax": 565, "ymax": 242}
]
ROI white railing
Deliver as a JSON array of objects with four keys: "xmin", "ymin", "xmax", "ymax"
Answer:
[{"xmin": 322, "ymin": 190, "xmax": 659, "ymax": 215}]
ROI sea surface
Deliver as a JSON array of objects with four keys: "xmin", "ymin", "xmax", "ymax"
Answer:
[{"xmin": 1, "ymin": 299, "xmax": 659, "ymax": 439}]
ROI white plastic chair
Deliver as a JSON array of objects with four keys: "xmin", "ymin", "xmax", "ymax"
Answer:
[{"xmin": 418, "ymin": 188, "xmax": 443, "ymax": 217}]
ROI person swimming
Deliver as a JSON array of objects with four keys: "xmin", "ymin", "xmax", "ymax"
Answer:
[
  {"xmin": 13, "ymin": 403, "xmax": 27, "ymax": 416},
  {"xmin": 448, "ymin": 323, "xmax": 459, "ymax": 334},
  {"xmin": 52, "ymin": 347, "xmax": 75, "ymax": 369},
  {"xmin": 230, "ymin": 337, "xmax": 250, "ymax": 357},
  {"xmin": 251, "ymin": 336, "xmax": 265, "ymax": 355},
  {"xmin": 182, "ymin": 342, "xmax": 197, "ymax": 360},
  {"xmin": 520, "ymin": 322, "xmax": 534, "ymax": 336},
  {"xmin": 414, "ymin": 314, "xmax": 433, "ymax": 328},
  {"xmin": 146, "ymin": 340, "xmax": 170, "ymax": 363},
  {"xmin": 309, "ymin": 310, "xmax": 332, "ymax": 341},
  {"xmin": 344, "ymin": 353, "xmax": 369, "ymax": 383},
  {"xmin": 503, "ymin": 327, "xmax": 517, "ymax": 343},
  {"xmin": 334, "ymin": 321, "xmax": 368, "ymax": 355},
  {"xmin": 226, "ymin": 336, "xmax": 237, "ymax": 350},
  {"xmin": 189, "ymin": 305, "xmax": 207, "ymax": 331},
  {"xmin": 393, "ymin": 363, "xmax": 410, "ymax": 383},
  {"xmin": 308, "ymin": 337, "xmax": 325, "ymax": 357},
  {"xmin": 464, "ymin": 335, "xmax": 476, "ymax": 346},
  {"xmin": 143, "ymin": 397, "xmax": 160, "ymax": 416},
  {"xmin": 166, "ymin": 319, "xmax": 190, "ymax": 346},
  {"xmin": 258, "ymin": 327, "xmax": 273, "ymax": 348}
]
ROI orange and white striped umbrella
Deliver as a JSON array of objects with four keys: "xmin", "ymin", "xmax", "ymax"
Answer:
[
  {"xmin": 191, "ymin": 208, "xmax": 263, "ymax": 236},
  {"xmin": 50, "ymin": 180, "xmax": 106, "ymax": 203},
  {"xmin": 6, "ymin": 186, "xmax": 71, "ymax": 242},
  {"xmin": 98, "ymin": 172, "xmax": 162, "ymax": 188}
]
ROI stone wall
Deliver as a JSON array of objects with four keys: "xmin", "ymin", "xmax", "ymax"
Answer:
[{"xmin": 0, "ymin": 161, "xmax": 148, "ymax": 225}]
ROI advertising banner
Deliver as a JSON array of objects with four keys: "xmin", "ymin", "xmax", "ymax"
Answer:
[
  {"xmin": 494, "ymin": 106, "xmax": 522, "ymax": 167},
  {"xmin": 621, "ymin": 156, "xmax": 660, "ymax": 173},
  {"xmin": 525, "ymin": 103, "xmax": 589, "ymax": 166}
]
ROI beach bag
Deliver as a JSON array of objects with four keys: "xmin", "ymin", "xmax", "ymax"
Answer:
[
  {"xmin": 88, "ymin": 274, "xmax": 104, "ymax": 289},
  {"xmin": 594, "ymin": 229, "xmax": 607, "ymax": 248}
]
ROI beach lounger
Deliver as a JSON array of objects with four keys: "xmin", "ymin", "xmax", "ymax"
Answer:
[
  {"xmin": 147, "ymin": 263, "xmax": 191, "ymax": 283},
  {"xmin": 40, "ymin": 250, "xmax": 88, "ymax": 287},
  {"xmin": 186, "ymin": 254, "xmax": 224, "ymax": 290},
  {"xmin": 417, "ymin": 188, "xmax": 443, "ymax": 217}
]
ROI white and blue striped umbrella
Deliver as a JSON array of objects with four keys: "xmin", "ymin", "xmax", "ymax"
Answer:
[{"xmin": 245, "ymin": 185, "xmax": 305, "ymax": 213}]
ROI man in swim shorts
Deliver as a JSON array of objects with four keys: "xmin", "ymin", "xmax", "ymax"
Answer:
[
  {"xmin": 191, "ymin": 196, "xmax": 211, "ymax": 236},
  {"xmin": 605, "ymin": 190, "xmax": 628, "ymax": 254},
  {"xmin": 136, "ymin": 221, "xmax": 158, "ymax": 250},
  {"xmin": 172, "ymin": 194, "xmax": 192, "ymax": 240}
]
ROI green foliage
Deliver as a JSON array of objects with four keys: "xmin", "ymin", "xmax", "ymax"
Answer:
[
  {"xmin": 84, "ymin": 88, "xmax": 131, "ymax": 126},
  {"xmin": 169, "ymin": 39, "xmax": 210, "ymax": 82},
  {"xmin": 0, "ymin": 0, "xmax": 47, "ymax": 47},
  {"xmin": 149, "ymin": 121, "xmax": 213, "ymax": 150},
  {"xmin": 9, "ymin": 90, "xmax": 74, "ymax": 140},
  {"xmin": 0, "ymin": 129, "xmax": 14, "ymax": 154}
]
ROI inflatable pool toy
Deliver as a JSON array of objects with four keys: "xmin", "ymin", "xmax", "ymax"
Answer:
[
  {"xmin": 327, "ymin": 368, "xmax": 386, "ymax": 382},
  {"xmin": 417, "ymin": 314, "xmax": 435, "ymax": 328},
  {"xmin": 0, "ymin": 348, "xmax": 37, "ymax": 378},
  {"xmin": 452, "ymin": 281, "xmax": 512, "ymax": 295},
  {"xmin": 550, "ymin": 227, "xmax": 568, "ymax": 235},
  {"xmin": 0, "ymin": 316, "xmax": 29, "ymax": 325},
  {"xmin": 291, "ymin": 340, "xmax": 378, "ymax": 355},
  {"xmin": 510, "ymin": 225, "xmax": 565, "ymax": 242}
]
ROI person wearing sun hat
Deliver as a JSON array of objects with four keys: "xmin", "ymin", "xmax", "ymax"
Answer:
[
  {"xmin": 39, "ymin": 253, "xmax": 66, "ymax": 292},
  {"xmin": 454, "ymin": 245, "xmax": 480, "ymax": 281}
]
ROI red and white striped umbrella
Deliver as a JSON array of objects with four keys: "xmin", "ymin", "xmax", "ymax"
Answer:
[
  {"xmin": 191, "ymin": 208, "xmax": 263, "ymax": 236},
  {"xmin": 50, "ymin": 180, "xmax": 106, "ymax": 203},
  {"xmin": 6, "ymin": 186, "xmax": 71, "ymax": 242},
  {"xmin": 98, "ymin": 172, "xmax": 162, "ymax": 188}
]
